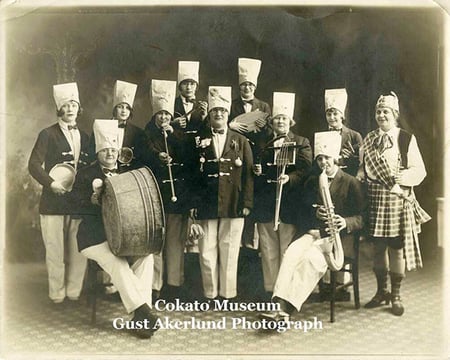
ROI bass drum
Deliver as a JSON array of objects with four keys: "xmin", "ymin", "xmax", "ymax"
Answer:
[{"xmin": 102, "ymin": 167, "xmax": 165, "ymax": 256}]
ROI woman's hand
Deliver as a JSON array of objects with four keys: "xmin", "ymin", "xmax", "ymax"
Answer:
[{"xmin": 50, "ymin": 181, "xmax": 66, "ymax": 195}]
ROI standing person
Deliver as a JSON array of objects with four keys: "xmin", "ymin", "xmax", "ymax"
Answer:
[
  {"xmin": 323, "ymin": 88, "xmax": 363, "ymax": 176},
  {"xmin": 144, "ymin": 79, "xmax": 195, "ymax": 301},
  {"xmin": 71, "ymin": 119, "xmax": 158, "ymax": 339},
  {"xmin": 260, "ymin": 131, "xmax": 365, "ymax": 322},
  {"xmin": 358, "ymin": 91, "xmax": 430, "ymax": 316},
  {"xmin": 172, "ymin": 61, "xmax": 208, "ymax": 134},
  {"xmin": 88, "ymin": 80, "xmax": 148, "ymax": 170},
  {"xmin": 193, "ymin": 86, "xmax": 254, "ymax": 301},
  {"xmin": 253, "ymin": 92, "xmax": 312, "ymax": 298},
  {"xmin": 28, "ymin": 82, "xmax": 90, "ymax": 304}
]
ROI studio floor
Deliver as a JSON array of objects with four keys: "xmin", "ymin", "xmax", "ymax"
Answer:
[{"xmin": 1, "ymin": 242, "xmax": 447, "ymax": 359}]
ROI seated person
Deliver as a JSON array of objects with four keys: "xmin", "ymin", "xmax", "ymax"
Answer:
[
  {"xmin": 260, "ymin": 131, "xmax": 365, "ymax": 322},
  {"xmin": 71, "ymin": 119, "xmax": 158, "ymax": 339}
]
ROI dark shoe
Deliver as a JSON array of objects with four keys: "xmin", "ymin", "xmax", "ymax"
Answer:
[
  {"xmin": 391, "ymin": 296, "xmax": 404, "ymax": 316},
  {"xmin": 364, "ymin": 291, "xmax": 391, "ymax": 308},
  {"xmin": 259, "ymin": 310, "xmax": 290, "ymax": 323},
  {"xmin": 131, "ymin": 304, "xmax": 160, "ymax": 339}
]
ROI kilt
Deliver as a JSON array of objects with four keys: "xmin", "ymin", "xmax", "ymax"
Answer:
[{"xmin": 368, "ymin": 182, "xmax": 403, "ymax": 237}]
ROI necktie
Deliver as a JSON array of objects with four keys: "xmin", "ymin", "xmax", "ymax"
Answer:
[
  {"xmin": 212, "ymin": 128, "xmax": 225, "ymax": 135},
  {"xmin": 377, "ymin": 133, "xmax": 393, "ymax": 154},
  {"xmin": 68, "ymin": 124, "xmax": 78, "ymax": 130},
  {"xmin": 103, "ymin": 168, "xmax": 119, "ymax": 176},
  {"xmin": 118, "ymin": 121, "xmax": 126, "ymax": 129}
]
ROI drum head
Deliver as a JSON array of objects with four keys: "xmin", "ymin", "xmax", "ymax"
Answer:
[{"xmin": 49, "ymin": 163, "xmax": 76, "ymax": 191}]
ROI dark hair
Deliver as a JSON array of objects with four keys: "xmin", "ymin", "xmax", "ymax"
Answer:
[
  {"xmin": 178, "ymin": 79, "xmax": 198, "ymax": 91},
  {"xmin": 112, "ymin": 104, "xmax": 133, "ymax": 120},
  {"xmin": 56, "ymin": 106, "xmax": 83, "ymax": 117}
]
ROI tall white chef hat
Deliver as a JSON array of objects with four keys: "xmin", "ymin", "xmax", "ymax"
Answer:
[
  {"xmin": 272, "ymin": 92, "xmax": 295, "ymax": 120},
  {"xmin": 113, "ymin": 80, "xmax": 137, "ymax": 108},
  {"xmin": 324, "ymin": 88, "xmax": 347, "ymax": 115},
  {"xmin": 53, "ymin": 82, "xmax": 80, "ymax": 111},
  {"xmin": 208, "ymin": 86, "xmax": 232, "ymax": 113},
  {"xmin": 151, "ymin": 79, "xmax": 177, "ymax": 117},
  {"xmin": 178, "ymin": 61, "xmax": 200, "ymax": 85},
  {"xmin": 314, "ymin": 131, "xmax": 341, "ymax": 159},
  {"xmin": 238, "ymin": 58, "xmax": 262, "ymax": 87},
  {"xmin": 93, "ymin": 119, "xmax": 120, "ymax": 153}
]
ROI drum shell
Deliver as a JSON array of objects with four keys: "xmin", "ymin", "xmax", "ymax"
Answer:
[{"xmin": 102, "ymin": 167, "xmax": 165, "ymax": 256}]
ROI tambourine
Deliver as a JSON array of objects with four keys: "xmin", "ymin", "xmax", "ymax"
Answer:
[
  {"xmin": 49, "ymin": 163, "xmax": 76, "ymax": 192},
  {"xmin": 118, "ymin": 147, "xmax": 134, "ymax": 164}
]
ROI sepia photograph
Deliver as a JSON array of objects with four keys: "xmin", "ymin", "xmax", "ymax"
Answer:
[{"xmin": 1, "ymin": 0, "xmax": 448, "ymax": 358}]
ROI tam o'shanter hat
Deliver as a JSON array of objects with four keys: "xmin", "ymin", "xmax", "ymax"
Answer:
[
  {"xmin": 376, "ymin": 91, "xmax": 399, "ymax": 112},
  {"xmin": 325, "ymin": 88, "xmax": 348, "ymax": 115},
  {"xmin": 314, "ymin": 131, "xmax": 341, "ymax": 159},
  {"xmin": 53, "ymin": 82, "xmax": 80, "ymax": 111},
  {"xmin": 151, "ymin": 79, "xmax": 177, "ymax": 117},
  {"xmin": 238, "ymin": 58, "xmax": 262, "ymax": 87},
  {"xmin": 113, "ymin": 80, "xmax": 137, "ymax": 108},
  {"xmin": 93, "ymin": 119, "xmax": 120, "ymax": 153},
  {"xmin": 208, "ymin": 86, "xmax": 232, "ymax": 113},
  {"xmin": 178, "ymin": 61, "xmax": 199, "ymax": 85},
  {"xmin": 272, "ymin": 92, "xmax": 295, "ymax": 119}
]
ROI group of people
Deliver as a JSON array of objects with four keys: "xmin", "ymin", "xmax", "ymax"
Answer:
[{"xmin": 28, "ymin": 58, "xmax": 430, "ymax": 339}]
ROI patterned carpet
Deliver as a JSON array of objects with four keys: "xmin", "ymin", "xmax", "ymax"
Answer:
[{"xmin": 2, "ymin": 243, "xmax": 446, "ymax": 359}]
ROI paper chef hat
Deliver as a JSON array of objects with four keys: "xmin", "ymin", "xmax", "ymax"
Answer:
[
  {"xmin": 208, "ymin": 86, "xmax": 232, "ymax": 113},
  {"xmin": 238, "ymin": 58, "xmax": 262, "ymax": 87},
  {"xmin": 314, "ymin": 131, "xmax": 342, "ymax": 159},
  {"xmin": 53, "ymin": 82, "xmax": 80, "ymax": 111},
  {"xmin": 325, "ymin": 88, "xmax": 347, "ymax": 115},
  {"xmin": 376, "ymin": 91, "xmax": 400, "ymax": 113},
  {"xmin": 93, "ymin": 119, "xmax": 120, "ymax": 153},
  {"xmin": 178, "ymin": 61, "xmax": 200, "ymax": 85},
  {"xmin": 151, "ymin": 79, "xmax": 177, "ymax": 117},
  {"xmin": 113, "ymin": 80, "xmax": 137, "ymax": 108},
  {"xmin": 272, "ymin": 92, "xmax": 296, "ymax": 119}
]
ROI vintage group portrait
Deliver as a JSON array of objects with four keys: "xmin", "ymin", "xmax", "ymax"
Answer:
[{"xmin": 1, "ymin": 0, "xmax": 448, "ymax": 358}]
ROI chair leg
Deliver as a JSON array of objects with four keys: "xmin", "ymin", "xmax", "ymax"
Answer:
[
  {"xmin": 353, "ymin": 261, "xmax": 360, "ymax": 309},
  {"xmin": 330, "ymin": 271, "xmax": 336, "ymax": 323}
]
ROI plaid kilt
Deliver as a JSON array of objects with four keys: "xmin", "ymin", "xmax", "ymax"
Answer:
[{"xmin": 368, "ymin": 182, "xmax": 403, "ymax": 237}]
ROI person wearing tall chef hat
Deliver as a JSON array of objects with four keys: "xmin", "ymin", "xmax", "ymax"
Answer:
[
  {"xmin": 88, "ymin": 80, "xmax": 148, "ymax": 170},
  {"xmin": 229, "ymin": 58, "xmax": 271, "ymax": 139},
  {"xmin": 323, "ymin": 88, "xmax": 363, "ymax": 176},
  {"xmin": 358, "ymin": 92, "xmax": 430, "ymax": 316},
  {"xmin": 143, "ymin": 80, "xmax": 197, "ymax": 301},
  {"xmin": 70, "ymin": 119, "xmax": 159, "ymax": 339},
  {"xmin": 259, "ymin": 131, "xmax": 365, "ymax": 323},
  {"xmin": 172, "ymin": 61, "xmax": 208, "ymax": 134},
  {"xmin": 28, "ymin": 82, "xmax": 90, "ymax": 305},
  {"xmin": 191, "ymin": 86, "xmax": 254, "ymax": 301},
  {"xmin": 252, "ymin": 92, "xmax": 312, "ymax": 300}
]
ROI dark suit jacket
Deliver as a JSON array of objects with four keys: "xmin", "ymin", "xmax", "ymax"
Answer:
[
  {"xmin": 229, "ymin": 97, "xmax": 271, "ymax": 121},
  {"xmin": 326, "ymin": 125, "xmax": 363, "ymax": 176},
  {"xmin": 193, "ymin": 128, "xmax": 254, "ymax": 219},
  {"xmin": 253, "ymin": 130, "xmax": 312, "ymax": 224},
  {"xmin": 173, "ymin": 96, "xmax": 206, "ymax": 134},
  {"xmin": 300, "ymin": 168, "xmax": 366, "ymax": 254},
  {"xmin": 28, "ymin": 123, "xmax": 90, "ymax": 215},
  {"xmin": 88, "ymin": 121, "xmax": 148, "ymax": 170},
  {"xmin": 143, "ymin": 121, "xmax": 196, "ymax": 214},
  {"xmin": 70, "ymin": 161, "xmax": 118, "ymax": 251}
]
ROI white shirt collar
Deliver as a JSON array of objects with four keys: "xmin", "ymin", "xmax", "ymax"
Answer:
[
  {"xmin": 181, "ymin": 95, "xmax": 195, "ymax": 104},
  {"xmin": 58, "ymin": 119, "xmax": 76, "ymax": 130}
]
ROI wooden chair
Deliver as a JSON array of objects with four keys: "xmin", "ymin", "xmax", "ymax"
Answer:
[{"xmin": 86, "ymin": 259, "xmax": 112, "ymax": 325}]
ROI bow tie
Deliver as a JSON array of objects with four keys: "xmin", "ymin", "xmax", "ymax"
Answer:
[
  {"xmin": 329, "ymin": 127, "xmax": 342, "ymax": 133},
  {"xmin": 118, "ymin": 121, "xmax": 127, "ymax": 129},
  {"xmin": 242, "ymin": 99, "xmax": 253, "ymax": 105},
  {"xmin": 68, "ymin": 124, "xmax": 78, "ymax": 130},
  {"xmin": 102, "ymin": 168, "xmax": 119, "ymax": 176},
  {"xmin": 212, "ymin": 128, "xmax": 225, "ymax": 135}
]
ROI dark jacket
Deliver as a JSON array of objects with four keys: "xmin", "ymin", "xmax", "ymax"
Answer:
[
  {"xmin": 328, "ymin": 125, "xmax": 363, "ymax": 176},
  {"xmin": 143, "ymin": 121, "xmax": 196, "ymax": 214},
  {"xmin": 173, "ymin": 96, "xmax": 206, "ymax": 134},
  {"xmin": 193, "ymin": 128, "xmax": 254, "ymax": 219},
  {"xmin": 28, "ymin": 123, "xmax": 90, "ymax": 215},
  {"xmin": 253, "ymin": 130, "xmax": 312, "ymax": 224},
  {"xmin": 229, "ymin": 97, "xmax": 271, "ymax": 122}
]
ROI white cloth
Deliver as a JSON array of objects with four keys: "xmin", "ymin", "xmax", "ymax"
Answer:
[
  {"xmin": 81, "ymin": 241, "xmax": 154, "ymax": 313},
  {"xmin": 58, "ymin": 120, "xmax": 81, "ymax": 168},
  {"xmin": 40, "ymin": 215, "xmax": 87, "ymax": 301},
  {"xmin": 165, "ymin": 213, "xmax": 190, "ymax": 286},
  {"xmin": 197, "ymin": 218, "xmax": 244, "ymax": 299},
  {"xmin": 364, "ymin": 127, "xmax": 426, "ymax": 186},
  {"xmin": 152, "ymin": 251, "xmax": 163, "ymax": 292},
  {"xmin": 257, "ymin": 221, "xmax": 297, "ymax": 292},
  {"xmin": 212, "ymin": 128, "xmax": 228, "ymax": 157},
  {"xmin": 273, "ymin": 234, "xmax": 328, "ymax": 311}
]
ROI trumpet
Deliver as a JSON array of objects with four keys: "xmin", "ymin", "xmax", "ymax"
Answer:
[{"xmin": 163, "ymin": 129, "xmax": 178, "ymax": 203}]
